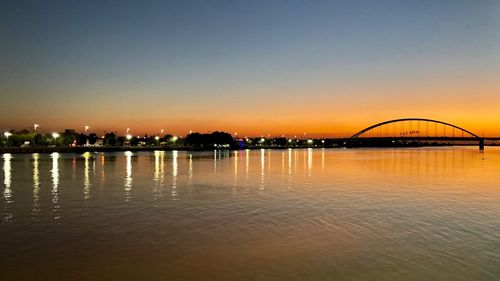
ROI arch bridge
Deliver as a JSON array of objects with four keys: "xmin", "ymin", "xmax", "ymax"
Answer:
[{"xmin": 349, "ymin": 118, "xmax": 484, "ymax": 149}]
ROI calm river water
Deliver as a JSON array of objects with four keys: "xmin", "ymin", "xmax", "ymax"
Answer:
[{"xmin": 1, "ymin": 148, "xmax": 500, "ymax": 280}]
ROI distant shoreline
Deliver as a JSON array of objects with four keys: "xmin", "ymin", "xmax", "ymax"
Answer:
[
  {"xmin": 0, "ymin": 146, "xmax": 329, "ymax": 154},
  {"xmin": 0, "ymin": 146, "xmax": 197, "ymax": 154},
  {"xmin": 0, "ymin": 146, "xmax": 332, "ymax": 154},
  {"xmin": 0, "ymin": 144, "xmax": 494, "ymax": 154}
]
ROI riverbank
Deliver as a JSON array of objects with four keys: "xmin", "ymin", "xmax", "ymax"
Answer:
[
  {"xmin": 0, "ymin": 146, "xmax": 195, "ymax": 154},
  {"xmin": 0, "ymin": 144, "xmax": 494, "ymax": 154},
  {"xmin": 0, "ymin": 145, "xmax": 332, "ymax": 154}
]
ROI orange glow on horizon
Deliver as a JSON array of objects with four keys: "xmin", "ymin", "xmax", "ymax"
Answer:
[{"xmin": 2, "ymin": 80, "xmax": 499, "ymax": 137}]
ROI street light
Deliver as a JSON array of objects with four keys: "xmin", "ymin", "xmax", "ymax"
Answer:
[
  {"xmin": 126, "ymin": 128, "xmax": 130, "ymax": 134},
  {"xmin": 3, "ymin": 132, "xmax": 12, "ymax": 146},
  {"xmin": 52, "ymin": 132, "xmax": 59, "ymax": 145},
  {"xmin": 34, "ymin": 124, "xmax": 39, "ymax": 131},
  {"xmin": 85, "ymin": 126, "xmax": 89, "ymax": 133},
  {"xmin": 126, "ymin": 134, "xmax": 132, "ymax": 140},
  {"xmin": 155, "ymin": 136, "xmax": 160, "ymax": 141}
]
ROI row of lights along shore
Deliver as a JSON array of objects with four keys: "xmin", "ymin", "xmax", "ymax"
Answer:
[{"xmin": 4, "ymin": 124, "xmax": 316, "ymax": 141}]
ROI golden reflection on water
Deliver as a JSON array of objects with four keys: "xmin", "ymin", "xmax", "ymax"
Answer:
[
  {"xmin": 171, "ymin": 150, "xmax": 178, "ymax": 200},
  {"xmin": 267, "ymin": 150, "xmax": 271, "ymax": 173},
  {"xmin": 2, "ymin": 147, "xmax": 498, "ymax": 213},
  {"xmin": 307, "ymin": 148, "xmax": 313, "ymax": 177},
  {"xmin": 32, "ymin": 153, "xmax": 40, "ymax": 218},
  {"xmin": 213, "ymin": 150, "xmax": 217, "ymax": 175},
  {"xmin": 83, "ymin": 152, "xmax": 91, "ymax": 200},
  {"xmin": 51, "ymin": 152, "xmax": 60, "ymax": 220},
  {"xmin": 124, "ymin": 151, "xmax": 133, "ymax": 202},
  {"xmin": 3, "ymin": 154, "xmax": 12, "ymax": 223},
  {"xmin": 321, "ymin": 148, "xmax": 325, "ymax": 171},
  {"xmin": 2, "ymin": 148, "xmax": 500, "ymax": 280},
  {"xmin": 153, "ymin": 150, "xmax": 165, "ymax": 201},
  {"xmin": 245, "ymin": 149, "xmax": 249, "ymax": 179},
  {"xmin": 188, "ymin": 153, "xmax": 193, "ymax": 184},
  {"xmin": 260, "ymin": 149, "xmax": 265, "ymax": 191},
  {"xmin": 233, "ymin": 151, "xmax": 238, "ymax": 186},
  {"xmin": 100, "ymin": 153, "xmax": 105, "ymax": 185}
]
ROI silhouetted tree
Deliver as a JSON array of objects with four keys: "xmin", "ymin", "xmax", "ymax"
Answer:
[
  {"xmin": 88, "ymin": 133, "xmax": 98, "ymax": 145},
  {"xmin": 77, "ymin": 133, "xmax": 88, "ymax": 145},
  {"xmin": 185, "ymin": 131, "xmax": 236, "ymax": 148},
  {"xmin": 273, "ymin": 137, "xmax": 287, "ymax": 146},
  {"xmin": 104, "ymin": 133, "xmax": 117, "ymax": 146}
]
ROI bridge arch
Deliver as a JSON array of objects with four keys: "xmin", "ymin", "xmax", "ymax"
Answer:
[{"xmin": 351, "ymin": 118, "xmax": 480, "ymax": 139}]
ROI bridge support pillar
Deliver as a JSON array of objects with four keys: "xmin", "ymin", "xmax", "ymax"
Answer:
[{"xmin": 479, "ymin": 138, "xmax": 484, "ymax": 151}]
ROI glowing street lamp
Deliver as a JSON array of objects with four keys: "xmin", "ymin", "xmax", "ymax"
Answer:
[
  {"xmin": 84, "ymin": 126, "xmax": 89, "ymax": 133},
  {"xmin": 126, "ymin": 128, "xmax": 130, "ymax": 134},
  {"xmin": 126, "ymin": 134, "xmax": 132, "ymax": 140},
  {"xmin": 172, "ymin": 136, "xmax": 178, "ymax": 142},
  {"xmin": 155, "ymin": 136, "xmax": 160, "ymax": 141},
  {"xmin": 52, "ymin": 132, "xmax": 59, "ymax": 145},
  {"xmin": 34, "ymin": 124, "xmax": 39, "ymax": 131},
  {"xmin": 160, "ymin": 129, "xmax": 164, "ymax": 135},
  {"xmin": 3, "ymin": 132, "xmax": 12, "ymax": 146}
]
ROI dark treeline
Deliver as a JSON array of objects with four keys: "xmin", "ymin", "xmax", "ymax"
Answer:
[
  {"xmin": 1, "ymin": 129, "xmax": 101, "ymax": 147},
  {"xmin": 0, "ymin": 130, "xmax": 240, "ymax": 149},
  {"xmin": 185, "ymin": 132, "xmax": 236, "ymax": 149},
  {"xmin": 0, "ymin": 129, "xmax": 340, "ymax": 150},
  {"xmin": 3, "ymin": 128, "xmax": 471, "ymax": 152}
]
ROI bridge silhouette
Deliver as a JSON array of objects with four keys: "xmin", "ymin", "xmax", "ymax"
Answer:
[{"xmin": 346, "ymin": 118, "xmax": 491, "ymax": 150}]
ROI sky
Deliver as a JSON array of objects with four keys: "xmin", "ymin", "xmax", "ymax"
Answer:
[{"xmin": 1, "ymin": 0, "xmax": 499, "ymax": 137}]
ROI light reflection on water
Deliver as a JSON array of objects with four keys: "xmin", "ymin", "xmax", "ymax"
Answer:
[
  {"xmin": 2, "ymin": 153, "xmax": 12, "ymax": 223},
  {"xmin": 32, "ymin": 153, "xmax": 40, "ymax": 217},
  {"xmin": 1, "ymin": 147, "xmax": 500, "ymax": 281},
  {"xmin": 171, "ymin": 150, "xmax": 178, "ymax": 200},
  {"xmin": 51, "ymin": 152, "xmax": 60, "ymax": 220},
  {"xmin": 124, "ymin": 151, "xmax": 133, "ymax": 202},
  {"xmin": 83, "ymin": 152, "xmax": 92, "ymax": 200},
  {"xmin": 153, "ymin": 150, "xmax": 165, "ymax": 201}
]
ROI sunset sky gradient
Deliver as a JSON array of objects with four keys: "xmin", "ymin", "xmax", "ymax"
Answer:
[{"xmin": 1, "ymin": 0, "xmax": 499, "ymax": 137}]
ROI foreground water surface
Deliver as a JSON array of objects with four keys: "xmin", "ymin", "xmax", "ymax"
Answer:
[{"xmin": 1, "ymin": 148, "xmax": 500, "ymax": 280}]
